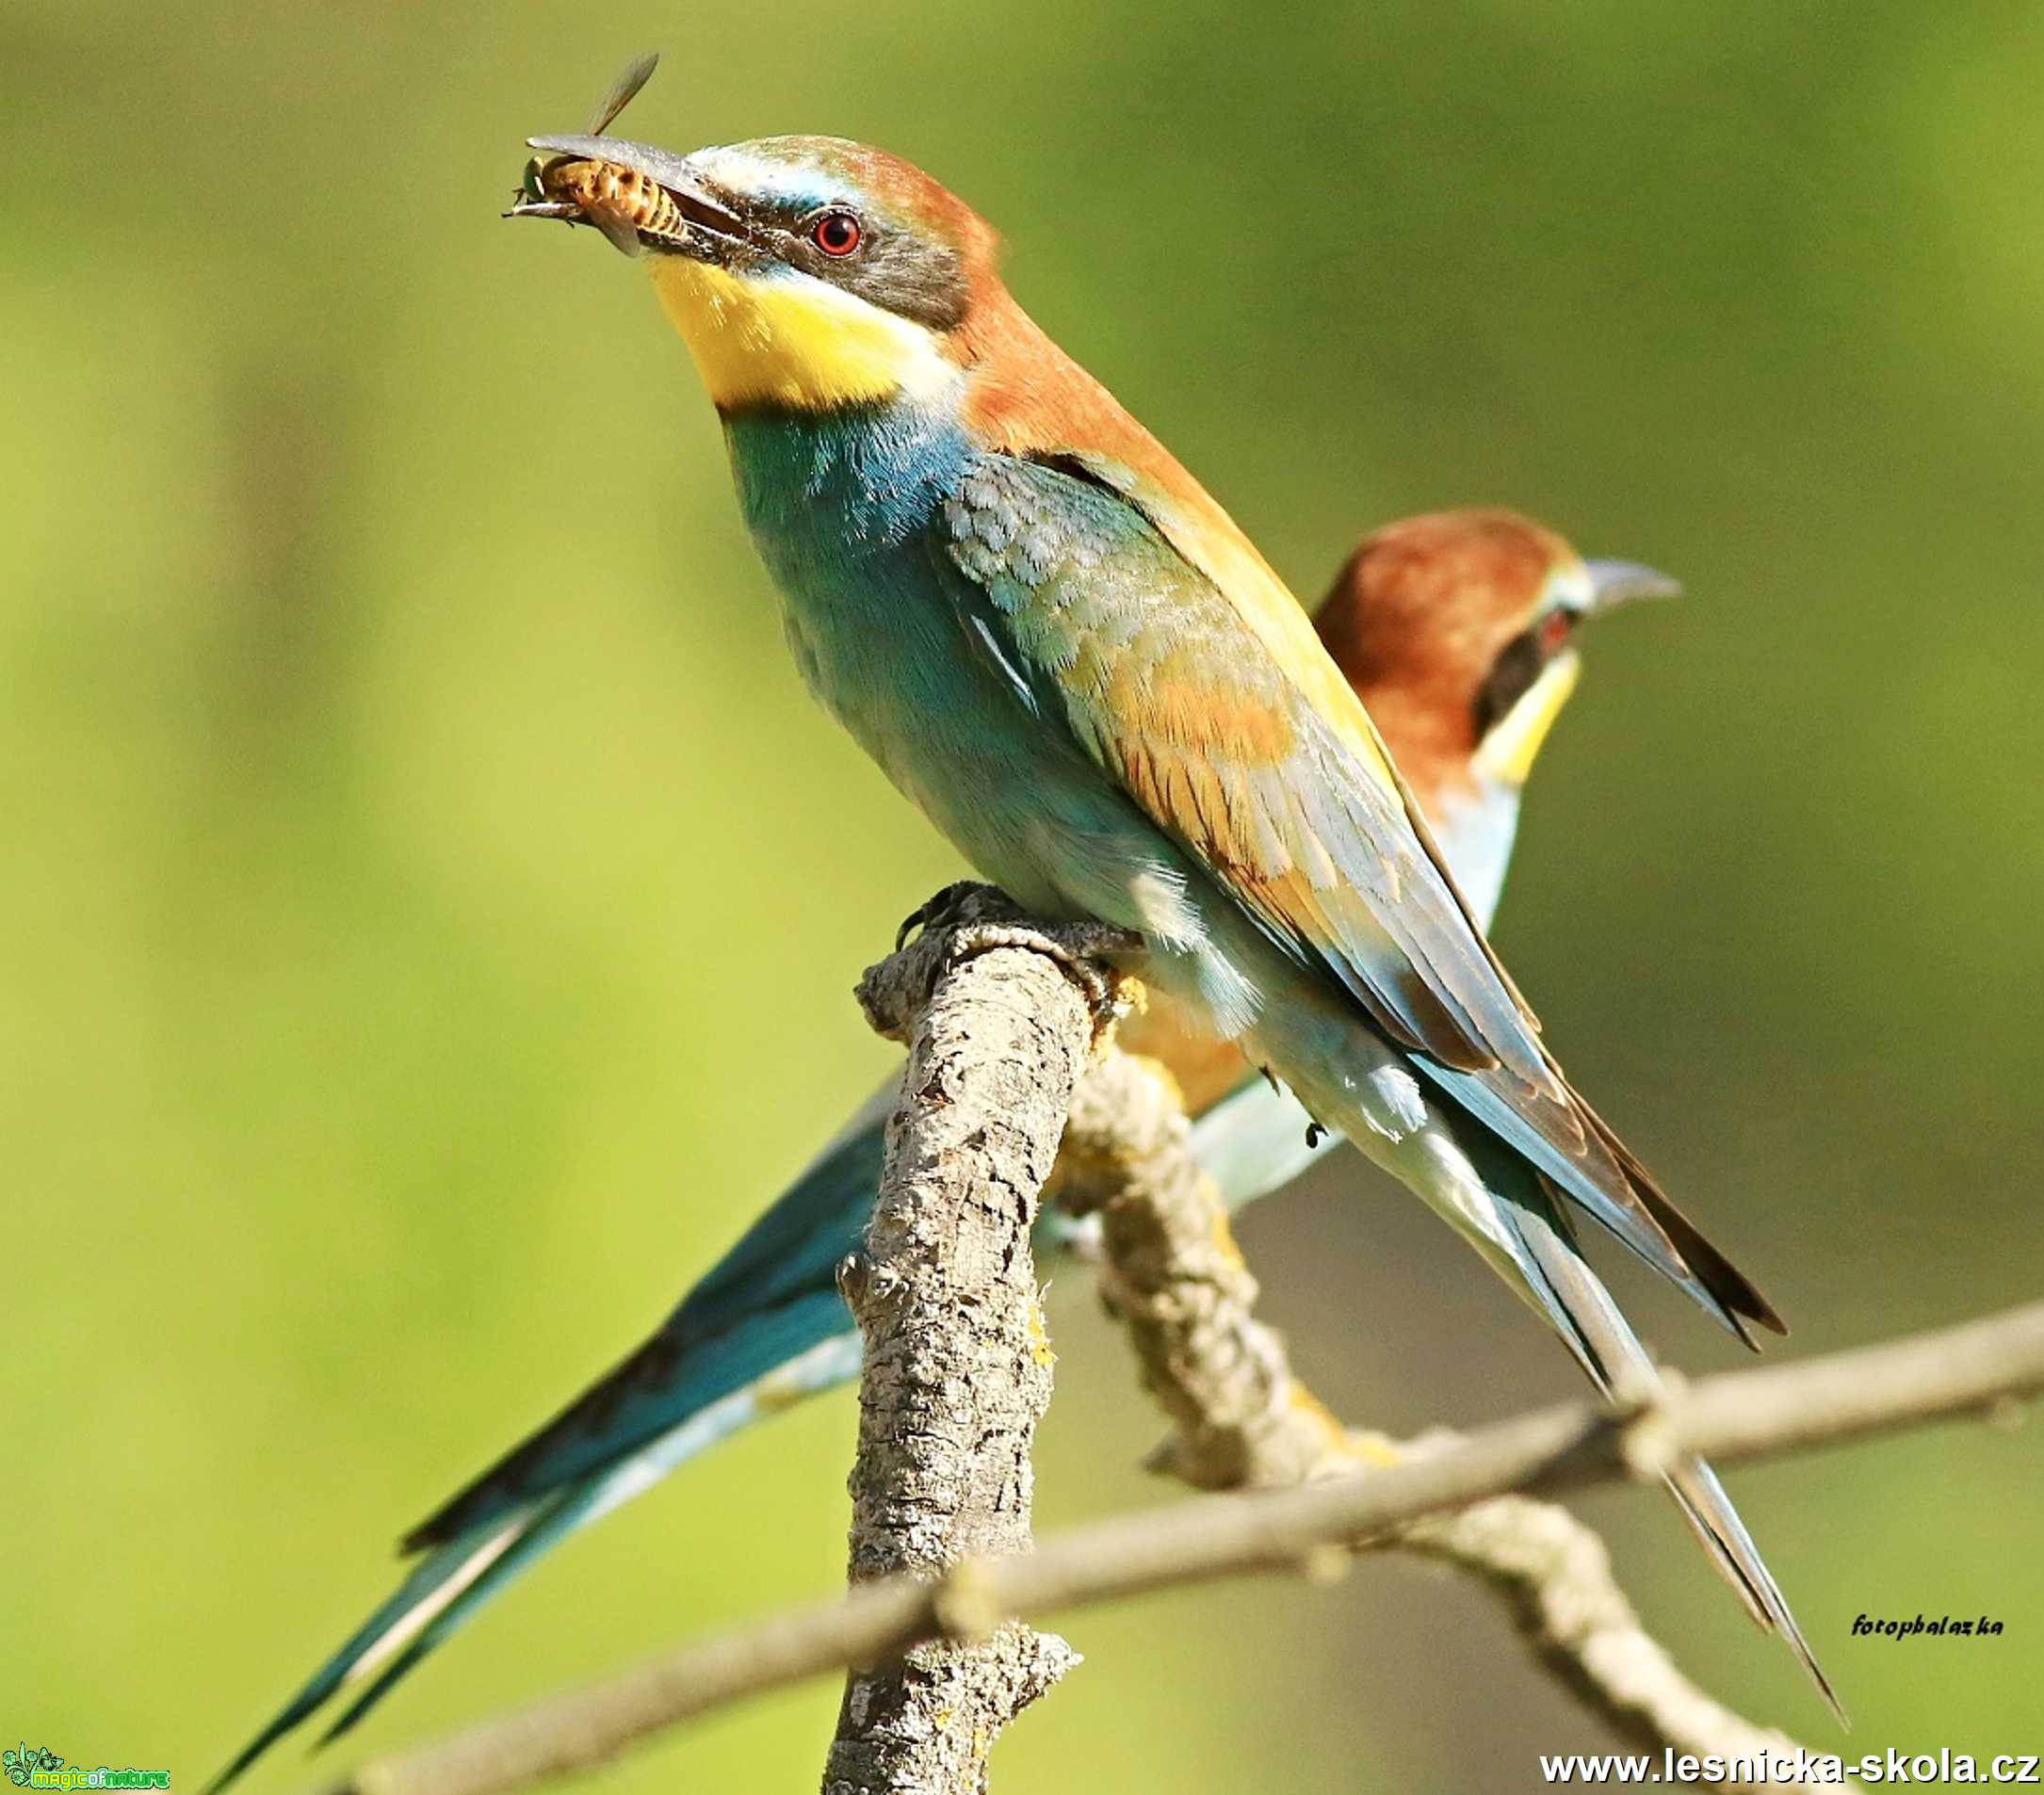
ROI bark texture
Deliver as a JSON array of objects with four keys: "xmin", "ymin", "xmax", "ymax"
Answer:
[{"xmin": 821, "ymin": 886, "xmax": 1130, "ymax": 1795}]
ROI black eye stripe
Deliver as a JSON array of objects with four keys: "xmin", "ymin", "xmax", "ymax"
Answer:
[
  {"xmin": 1473, "ymin": 626, "xmax": 1549, "ymax": 738},
  {"xmin": 755, "ymin": 204, "xmax": 971, "ymax": 332}
]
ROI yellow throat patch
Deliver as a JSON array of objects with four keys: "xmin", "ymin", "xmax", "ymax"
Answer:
[
  {"xmin": 1473, "ymin": 648, "xmax": 1582, "ymax": 786},
  {"xmin": 650, "ymin": 258, "xmax": 957, "ymax": 412}
]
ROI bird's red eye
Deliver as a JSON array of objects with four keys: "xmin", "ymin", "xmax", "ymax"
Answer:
[
  {"xmin": 812, "ymin": 211, "xmax": 862, "ymax": 256},
  {"xmin": 1538, "ymin": 609, "xmax": 1574, "ymax": 654}
]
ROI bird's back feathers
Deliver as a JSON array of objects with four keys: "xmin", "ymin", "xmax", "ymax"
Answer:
[{"xmin": 937, "ymin": 448, "xmax": 1777, "ymax": 1336}]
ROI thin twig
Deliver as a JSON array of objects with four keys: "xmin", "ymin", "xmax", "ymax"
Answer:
[{"xmin": 321, "ymin": 1301, "xmax": 2044, "ymax": 1795}]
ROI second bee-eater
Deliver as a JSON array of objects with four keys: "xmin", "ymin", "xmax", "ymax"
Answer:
[{"xmin": 213, "ymin": 509, "xmax": 1777, "ymax": 1778}]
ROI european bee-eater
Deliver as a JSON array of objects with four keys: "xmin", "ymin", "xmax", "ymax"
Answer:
[
  {"xmin": 213, "ymin": 509, "xmax": 1759, "ymax": 1778},
  {"xmin": 510, "ymin": 129, "xmax": 1833, "ymax": 1699}
]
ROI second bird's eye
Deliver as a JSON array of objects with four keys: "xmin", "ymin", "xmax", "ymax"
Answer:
[{"xmin": 811, "ymin": 210, "xmax": 862, "ymax": 256}]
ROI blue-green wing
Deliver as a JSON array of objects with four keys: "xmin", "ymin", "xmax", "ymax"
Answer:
[{"xmin": 939, "ymin": 453, "xmax": 1776, "ymax": 1335}]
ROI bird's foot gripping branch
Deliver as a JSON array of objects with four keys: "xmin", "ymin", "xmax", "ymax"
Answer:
[
  {"xmin": 860, "ymin": 881, "xmax": 1143, "ymax": 1046},
  {"xmin": 826, "ymin": 884, "xmax": 1137, "ymax": 1794}
]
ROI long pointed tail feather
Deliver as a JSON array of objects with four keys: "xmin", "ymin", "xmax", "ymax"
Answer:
[
  {"xmin": 318, "ymin": 1322, "xmax": 868, "ymax": 1747},
  {"xmin": 201, "ymin": 1520, "xmax": 530, "ymax": 1795},
  {"xmin": 1259, "ymin": 1011, "xmax": 1838, "ymax": 1717},
  {"xmin": 206, "ymin": 1293, "xmax": 864, "ymax": 1791},
  {"xmin": 1438, "ymin": 1110, "xmax": 1841, "ymax": 1717},
  {"xmin": 1507, "ymin": 1181, "xmax": 1841, "ymax": 1717}
]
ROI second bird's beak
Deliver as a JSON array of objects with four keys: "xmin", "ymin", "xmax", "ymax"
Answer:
[{"xmin": 1580, "ymin": 558, "xmax": 1682, "ymax": 613}]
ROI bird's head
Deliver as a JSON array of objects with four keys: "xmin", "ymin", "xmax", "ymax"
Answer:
[
  {"xmin": 517, "ymin": 121, "xmax": 1003, "ymax": 414},
  {"xmin": 1312, "ymin": 509, "xmax": 1678, "ymax": 793}
]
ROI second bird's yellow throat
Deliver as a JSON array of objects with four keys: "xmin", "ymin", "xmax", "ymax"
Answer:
[
  {"xmin": 1474, "ymin": 650, "xmax": 1582, "ymax": 786},
  {"xmin": 651, "ymin": 259, "xmax": 959, "ymax": 412}
]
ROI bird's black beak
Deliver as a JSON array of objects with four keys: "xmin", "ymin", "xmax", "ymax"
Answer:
[
  {"xmin": 1581, "ymin": 558, "xmax": 1682, "ymax": 614},
  {"xmin": 507, "ymin": 134, "xmax": 752, "ymax": 264}
]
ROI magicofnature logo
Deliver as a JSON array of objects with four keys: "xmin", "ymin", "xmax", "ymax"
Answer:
[{"xmin": 6, "ymin": 1747, "xmax": 167, "ymax": 1791}]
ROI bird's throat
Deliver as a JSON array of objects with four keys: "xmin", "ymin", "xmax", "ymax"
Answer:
[
  {"xmin": 650, "ymin": 258, "xmax": 959, "ymax": 414},
  {"xmin": 1472, "ymin": 650, "xmax": 1582, "ymax": 787}
]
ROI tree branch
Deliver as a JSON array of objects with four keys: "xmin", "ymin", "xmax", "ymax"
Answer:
[
  {"xmin": 819, "ymin": 884, "xmax": 1133, "ymax": 1794},
  {"xmin": 319, "ymin": 1300, "xmax": 2044, "ymax": 1795}
]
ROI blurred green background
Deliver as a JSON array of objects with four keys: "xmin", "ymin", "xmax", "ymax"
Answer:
[{"xmin": 5, "ymin": 0, "xmax": 2039, "ymax": 1787}]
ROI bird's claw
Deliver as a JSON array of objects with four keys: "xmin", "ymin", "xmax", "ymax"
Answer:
[
  {"xmin": 868, "ymin": 884, "xmax": 1144, "ymax": 1047},
  {"xmin": 894, "ymin": 880, "xmax": 991, "ymax": 950}
]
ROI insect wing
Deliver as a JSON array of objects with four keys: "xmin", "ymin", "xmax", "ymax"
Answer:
[
  {"xmin": 592, "ymin": 212, "xmax": 644, "ymax": 257},
  {"xmin": 587, "ymin": 52, "xmax": 657, "ymax": 137}
]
